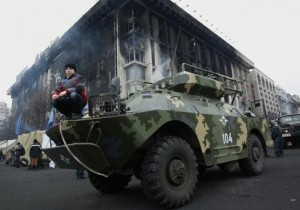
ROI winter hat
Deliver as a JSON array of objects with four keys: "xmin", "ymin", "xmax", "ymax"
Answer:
[{"xmin": 65, "ymin": 62, "xmax": 77, "ymax": 72}]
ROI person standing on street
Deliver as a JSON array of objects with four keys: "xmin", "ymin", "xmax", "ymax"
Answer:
[
  {"xmin": 76, "ymin": 168, "xmax": 85, "ymax": 179},
  {"xmin": 0, "ymin": 148, "xmax": 3, "ymax": 162},
  {"xmin": 9, "ymin": 147, "xmax": 16, "ymax": 166},
  {"xmin": 270, "ymin": 120, "xmax": 283, "ymax": 157},
  {"xmin": 15, "ymin": 142, "xmax": 25, "ymax": 168},
  {"xmin": 29, "ymin": 139, "xmax": 42, "ymax": 170}
]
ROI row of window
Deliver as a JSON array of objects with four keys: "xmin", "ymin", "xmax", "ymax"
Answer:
[
  {"xmin": 257, "ymin": 75, "xmax": 276, "ymax": 92},
  {"xmin": 122, "ymin": 4, "xmax": 241, "ymax": 94}
]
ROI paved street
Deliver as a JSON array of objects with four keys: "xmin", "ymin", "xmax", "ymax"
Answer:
[{"xmin": 0, "ymin": 147, "xmax": 299, "ymax": 210}]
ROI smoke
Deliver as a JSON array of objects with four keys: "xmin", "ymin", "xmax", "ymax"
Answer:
[{"xmin": 152, "ymin": 57, "xmax": 171, "ymax": 83}]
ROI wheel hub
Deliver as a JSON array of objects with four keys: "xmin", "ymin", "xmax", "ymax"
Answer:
[
  {"xmin": 252, "ymin": 146, "xmax": 260, "ymax": 162},
  {"xmin": 167, "ymin": 158, "xmax": 187, "ymax": 186}
]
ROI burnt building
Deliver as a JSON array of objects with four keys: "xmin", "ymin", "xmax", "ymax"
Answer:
[{"xmin": 8, "ymin": 0, "xmax": 254, "ymax": 122}]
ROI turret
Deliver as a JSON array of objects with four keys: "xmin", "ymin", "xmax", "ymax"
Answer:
[
  {"xmin": 151, "ymin": 71, "xmax": 224, "ymax": 99},
  {"xmin": 151, "ymin": 63, "xmax": 241, "ymax": 100}
]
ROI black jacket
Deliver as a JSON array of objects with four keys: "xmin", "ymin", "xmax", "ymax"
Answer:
[
  {"xmin": 51, "ymin": 74, "xmax": 88, "ymax": 103},
  {"xmin": 15, "ymin": 144, "xmax": 24, "ymax": 156},
  {"xmin": 271, "ymin": 125, "xmax": 282, "ymax": 140},
  {"xmin": 29, "ymin": 143, "xmax": 42, "ymax": 157}
]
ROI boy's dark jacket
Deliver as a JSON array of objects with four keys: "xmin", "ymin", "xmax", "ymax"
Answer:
[{"xmin": 51, "ymin": 74, "xmax": 88, "ymax": 102}]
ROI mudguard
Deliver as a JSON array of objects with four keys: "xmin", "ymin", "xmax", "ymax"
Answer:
[{"xmin": 43, "ymin": 143, "xmax": 110, "ymax": 176}]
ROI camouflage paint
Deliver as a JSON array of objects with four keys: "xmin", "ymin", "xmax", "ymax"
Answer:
[{"xmin": 44, "ymin": 71, "xmax": 272, "ymax": 176}]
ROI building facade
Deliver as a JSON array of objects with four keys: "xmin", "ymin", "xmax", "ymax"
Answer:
[
  {"xmin": 276, "ymin": 86, "xmax": 293, "ymax": 116},
  {"xmin": 8, "ymin": 0, "xmax": 254, "ymax": 126},
  {"xmin": 248, "ymin": 68, "xmax": 280, "ymax": 119},
  {"xmin": 0, "ymin": 101, "xmax": 10, "ymax": 140},
  {"xmin": 291, "ymin": 94, "xmax": 300, "ymax": 113}
]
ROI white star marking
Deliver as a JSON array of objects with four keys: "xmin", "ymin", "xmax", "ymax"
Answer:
[{"xmin": 219, "ymin": 116, "xmax": 228, "ymax": 126}]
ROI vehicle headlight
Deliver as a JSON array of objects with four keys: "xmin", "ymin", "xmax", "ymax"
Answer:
[{"xmin": 161, "ymin": 82, "xmax": 166, "ymax": 88}]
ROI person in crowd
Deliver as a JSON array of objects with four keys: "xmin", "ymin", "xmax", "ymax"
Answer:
[
  {"xmin": 38, "ymin": 147, "xmax": 44, "ymax": 169},
  {"xmin": 8, "ymin": 147, "xmax": 16, "ymax": 166},
  {"xmin": 15, "ymin": 142, "xmax": 24, "ymax": 168},
  {"xmin": 29, "ymin": 139, "xmax": 42, "ymax": 170},
  {"xmin": 0, "ymin": 148, "xmax": 3, "ymax": 162},
  {"xmin": 51, "ymin": 62, "xmax": 87, "ymax": 120},
  {"xmin": 270, "ymin": 120, "xmax": 283, "ymax": 157}
]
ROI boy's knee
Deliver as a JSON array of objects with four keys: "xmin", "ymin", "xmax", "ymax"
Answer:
[{"xmin": 70, "ymin": 92, "xmax": 80, "ymax": 98}]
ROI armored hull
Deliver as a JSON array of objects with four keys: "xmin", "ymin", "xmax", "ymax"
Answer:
[{"xmin": 44, "ymin": 66, "xmax": 272, "ymax": 208}]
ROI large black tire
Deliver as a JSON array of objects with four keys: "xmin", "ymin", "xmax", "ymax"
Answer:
[
  {"xmin": 238, "ymin": 134, "xmax": 265, "ymax": 176},
  {"xmin": 21, "ymin": 158, "xmax": 29, "ymax": 167},
  {"xmin": 88, "ymin": 173, "xmax": 131, "ymax": 193},
  {"xmin": 141, "ymin": 136, "xmax": 198, "ymax": 209}
]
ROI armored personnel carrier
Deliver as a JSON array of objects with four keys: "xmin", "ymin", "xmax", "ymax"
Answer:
[{"xmin": 44, "ymin": 63, "xmax": 272, "ymax": 208}]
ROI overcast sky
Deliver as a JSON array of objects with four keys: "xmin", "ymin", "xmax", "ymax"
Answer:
[
  {"xmin": 1, "ymin": 0, "xmax": 299, "ymax": 108},
  {"xmin": 176, "ymin": 0, "xmax": 300, "ymax": 96},
  {"xmin": 0, "ymin": 0, "xmax": 97, "ymax": 108}
]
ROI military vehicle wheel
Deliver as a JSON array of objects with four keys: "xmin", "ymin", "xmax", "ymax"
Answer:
[
  {"xmin": 238, "ymin": 134, "xmax": 264, "ymax": 176},
  {"xmin": 88, "ymin": 173, "xmax": 131, "ymax": 193},
  {"xmin": 141, "ymin": 136, "xmax": 198, "ymax": 209}
]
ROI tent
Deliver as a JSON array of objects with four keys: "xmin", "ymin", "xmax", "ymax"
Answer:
[
  {"xmin": 0, "ymin": 139, "xmax": 17, "ymax": 155},
  {"xmin": 42, "ymin": 133, "xmax": 56, "ymax": 149},
  {"xmin": 2, "ymin": 130, "xmax": 56, "ymax": 167},
  {"xmin": 17, "ymin": 130, "xmax": 45, "ymax": 163}
]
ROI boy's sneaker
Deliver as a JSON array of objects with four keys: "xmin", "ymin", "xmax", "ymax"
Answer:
[{"xmin": 58, "ymin": 114, "xmax": 72, "ymax": 122}]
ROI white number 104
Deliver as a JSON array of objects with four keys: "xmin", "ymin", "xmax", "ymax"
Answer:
[{"xmin": 222, "ymin": 133, "xmax": 233, "ymax": 144}]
